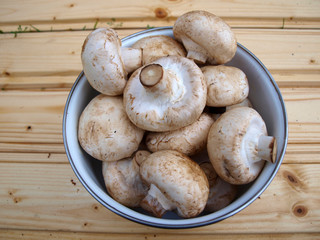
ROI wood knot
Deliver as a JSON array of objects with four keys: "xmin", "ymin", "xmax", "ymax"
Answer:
[
  {"xmin": 154, "ymin": 8, "xmax": 168, "ymax": 18},
  {"xmin": 92, "ymin": 204, "xmax": 99, "ymax": 211},
  {"xmin": 283, "ymin": 170, "xmax": 301, "ymax": 188},
  {"xmin": 309, "ymin": 59, "xmax": 316, "ymax": 64},
  {"xmin": 293, "ymin": 204, "xmax": 308, "ymax": 217}
]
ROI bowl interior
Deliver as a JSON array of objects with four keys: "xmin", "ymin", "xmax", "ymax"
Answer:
[{"xmin": 63, "ymin": 27, "xmax": 288, "ymax": 228}]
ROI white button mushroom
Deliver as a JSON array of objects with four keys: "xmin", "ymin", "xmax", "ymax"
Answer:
[
  {"xmin": 102, "ymin": 150, "xmax": 150, "ymax": 207},
  {"xmin": 81, "ymin": 28, "xmax": 142, "ymax": 95},
  {"xmin": 201, "ymin": 65, "xmax": 249, "ymax": 107},
  {"xmin": 78, "ymin": 94, "xmax": 145, "ymax": 162},
  {"xmin": 207, "ymin": 107, "xmax": 277, "ymax": 185},
  {"xmin": 123, "ymin": 55, "xmax": 207, "ymax": 132},
  {"xmin": 146, "ymin": 113, "xmax": 215, "ymax": 156},
  {"xmin": 173, "ymin": 10, "xmax": 237, "ymax": 65},
  {"xmin": 132, "ymin": 35, "xmax": 186, "ymax": 65},
  {"xmin": 139, "ymin": 150, "xmax": 209, "ymax": 218},
  {"xmin": 200, "ymin": 162, "xmax": 237, "ymax": 212}
]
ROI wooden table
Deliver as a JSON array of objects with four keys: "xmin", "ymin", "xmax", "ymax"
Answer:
[{"xmin": 0, "ymin": 1, "xmax": 319, "ymax": 239}]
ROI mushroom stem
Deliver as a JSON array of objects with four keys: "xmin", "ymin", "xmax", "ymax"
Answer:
[
  {"xmin": 139, "ymin": 63, "xmax": 186, "ymax": 104},
  {"xmin": 187, "ymin": 50, "xmax": 207, "ymax": 64},
  {"xmin": 140, "ymin": 183, "xmax": 175, "ymax": 218},
  {"xmin": 257, "ymin": 135, "xmax": 277, "ymax": 163},
  {"xmin": 121, "ymin": 47, "xmax": 142, "ymax": 74},
  {"xmin": 140, "ymin": 64, "xmax": 163, "ymax": 87}
]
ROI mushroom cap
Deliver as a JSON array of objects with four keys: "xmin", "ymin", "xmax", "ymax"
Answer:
[
  {"xmin": 102, "ymin": 151, "xmax": 149, "ymax": 207},
  {"xmin": 140, "ymin": 150, "xmax": 209, "ymax": 218},
  {"xmin": 200, "ymin": 162, "xmax": 237, "ymax": 212},
  {"xmin": 132, "ymin": 35, "xmax": 186, "ymax": 65},
  {"xmin": 201, "ymin": 65, "xmax": 249, "ymax": 107},
  {"xmin": 146, "ymin": 113, "xmax": 214, "ymax": 156},
  {"xmin": 78, "ymin": 94, "xmax": 144, "ymax": 161},
  {"xmin": 173, "ymin": 10, "xmax": 237, "ymax": 65},
  {"xmin": 81, "ymin": 28, "xmax": 127, "ymax": 95},
  {"xmin": 207, "ymin": 107, "xmax": 267, "ymax": 185},
  {"xmin": 123, "ymin": 55, "xmax": 207, "ymax": 132}
]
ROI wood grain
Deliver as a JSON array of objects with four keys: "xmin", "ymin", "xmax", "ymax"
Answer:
[
  {"xmin": 0, "ymin": 162, "xmax": 319, "ymax": 233},
  {"xmin": 0, "ymin": 142, "xmax": 319, "ymax": 164},
  {"xmin": 1, "ymin": 29, "xmax": 319, "ymax": 78},
  {"xmin": 0, "ymin": 0, "xmax": 319, "ymax": 238},
  {"xmin": 1, "ymin": 71, "xmax": 320, "ymax": 91},
  {"xmin": 0, "ymin": 0, "xmax": 319, "ymax": 32},
  {"xmin": 0, "ymin": 88, "xmax": 319, "ymax": 146},
  {"xmin": 1, "ymin": 229, "xmax": 319, "ymax": 240}
]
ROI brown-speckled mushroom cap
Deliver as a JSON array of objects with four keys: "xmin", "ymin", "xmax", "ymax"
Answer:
[
  {"xmin": 201, "ymin": 65, "xmax": 249, "ymax": 107},
  {"xmin": 102, "ymin": 151, "xmax": 149, "ymax": 207},
  {"xmin": 207, "ymin": 107, "xmax": 276, "ymax": 185},
  {"xmin": 173, "ymin": 10, "xmax": 237, "ymax": 65},
  {"xmin": 81, "ymin": 28, "xmax": 127, "ymax": 95},
  {"xmin": 132, "ymin": 35, "xmax": 186, "ymax": 65},
  {"xmin": 78, "ymin": 94, "xmax": 144, "ymax": 161},
  {"xmin": 123, "ymin": 55, "xmax": 207, "ymax": 132},
  {"xmin": 146, "ymin": 113, "xmax": 214, "ymax": 156},
  {"xmin": 139, "ymin": 150, "xmax": 209, "ymax": 218}
]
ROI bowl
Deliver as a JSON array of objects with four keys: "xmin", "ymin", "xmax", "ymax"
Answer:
[{"xmin": 63, "ymin": 27, "xmax": 288, "ymax": 228}]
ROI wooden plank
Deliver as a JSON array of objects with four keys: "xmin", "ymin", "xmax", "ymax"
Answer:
[
  {"xmin": 285, "ymin": 144, "xmax": 320, "ymax": 164},
  {"xmin": 271, "ymin": 71, "xmax": 320, "ymax": 88},
  {"xmin": 0, "ymin": 162, "xmax": 319, "ymax": 233},
  {"xmin": 1, "ymin": 229, "xmax": 319, "ymax": 240},
  {"xmin": 0, "ymin": 90, "xmax": 66, "ymax": 144},
  {"xmin": 0, "ymin": 88, "xmax": 319, "ymax": 146},
  {"xmin": 0, "ymin": 17, "xmax": 319, "ymax": 34},
  {"xmin": 0, "ymin": 29, "xmax": 319, "ymax": 80},
  {"xmin": 0, "ymin": 142, "xmax": 319, "ymax": 164},
  {"xmin": 0, "ymin": 0, "xmax": 319, "ymax": 31},
  {"xmin": 1, "ymin": 71, "xmax": 320, "ymax": 91},
  {"xmin": 0, "ymin": 152, "xmax": 67, "ymax": 163},
  {"xmin": 282, "ymin": 87, "xmax": 320, "ymax": 144},
  {"xmin": 0, "ymin": 142, "xmax": 65, "ymax": 153}
]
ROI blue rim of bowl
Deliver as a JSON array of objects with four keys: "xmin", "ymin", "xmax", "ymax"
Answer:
[{"xmin": 63, "ymin": 26, "xmax": 288, "ymax": 229}]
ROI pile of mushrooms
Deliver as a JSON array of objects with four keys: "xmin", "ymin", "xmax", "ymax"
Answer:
[{"xmin": 78, "ymin": 10, "xmax": 277, "ymax": 219}]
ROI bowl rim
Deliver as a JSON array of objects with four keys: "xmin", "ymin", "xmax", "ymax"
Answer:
[{"xmin": 63, "ymin": 26, "xmax": 288, "ymax": 229}]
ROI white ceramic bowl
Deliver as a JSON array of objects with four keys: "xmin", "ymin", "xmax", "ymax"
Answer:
[{"xmin": 63, "ymin": 27, "xmax": 288, "ymax": 228}]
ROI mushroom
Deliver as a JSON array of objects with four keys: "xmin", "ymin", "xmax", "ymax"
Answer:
[
  {"xmin": 201, "ymin": 65, "xmax": 249, "ymax": 107},
  {"xmin": 199, "ymin": 162, "xmax": 237, "ymax": 212},
  {"xmin": 139, "ymin": 150, "xmax": 209, "ymax": 218},
  {"xmin": 78, "ymin": 94, "xmax": 145, "ymax": 162},
  {"xmin": 207, "ymin": 107, "xmax": 277, "ymax": 185},
  {"xmin": 102, "ymin": 150, "xmax": 150, "ymax": 207},
  {"xmin": 132, "ymin": 35, "xmax": 186, "ymax": 65},
  {"xmin": 123, "ymin": 55, "xmax": 207, "ymax": 132},
  {"xmin": 81, "ymin": 28, "xmax": 142, "ymax": 95},
  {"xmin": 146, "ymin": 113, "xmax": 214, "ymax": 156},
  {"xmin": 173, "ymin": 10, "xmax": 237, "ymax": 65}
]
